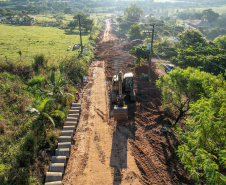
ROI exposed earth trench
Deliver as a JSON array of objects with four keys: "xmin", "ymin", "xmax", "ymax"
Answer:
[{"xmin": 62, "ymin": 19, "xmax": 194, "ymax": 185}]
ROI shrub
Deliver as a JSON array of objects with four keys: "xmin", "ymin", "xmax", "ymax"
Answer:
[
  {"xmin": 60, "ymin": 57, "xmax": 88, "ymax": 85},
  {"xmin": 33, "ymin": 54, "xmax": 48, "ymax": 71},
  {"xmin": 0, "ymin": 60, "xmax": 34, "ymax": 79},
  {"xmin": 140, "ymin": 73, "xmax": 149, "ymax": 81}
]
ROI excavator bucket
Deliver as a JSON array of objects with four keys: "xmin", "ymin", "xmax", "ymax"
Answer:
[{"xmin": 113, "ymin": 105, "xmax": 128, "ymax": 121}]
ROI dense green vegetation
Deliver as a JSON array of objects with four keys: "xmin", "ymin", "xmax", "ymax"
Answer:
[
  {"xmin": 0, "ymin": 54, "xmax": 92, "ymax": 184},
  {"xmin": 171, "ymin": 29, "xmax": 226, "ymax": 75},
  {"xmin": 156, "ymin": 68, "xmax": 226, "ymax": 184},
  {"xmin": 0, "ymin": 0, "xmax": 225, "ymax": 184},
  {"xmin": 0, "ymin": 12, "xmax": 102, "ymax": 184},
  {"xmin": 129, "ymin": 13, "xmax": 226, "ymax": 183}
]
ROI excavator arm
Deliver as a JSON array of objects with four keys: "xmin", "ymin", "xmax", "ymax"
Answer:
[{"xmin": 113, "ymin": 71, "xmax": 128, "ymax": 121}]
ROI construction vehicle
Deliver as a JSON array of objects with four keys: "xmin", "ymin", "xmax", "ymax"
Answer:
[{"xmin": 111, "ymin": 71, "xmax": 136, "ymax": 121}]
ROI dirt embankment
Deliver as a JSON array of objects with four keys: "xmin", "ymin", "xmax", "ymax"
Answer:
[{"xmin": 63, "ymin": 19, "xmax": 194, "ymax": 185}]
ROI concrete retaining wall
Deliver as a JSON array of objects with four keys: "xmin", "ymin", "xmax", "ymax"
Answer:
[{"xmin": 45, "ymin": 103, "xmax": 81, "ymax": 183}]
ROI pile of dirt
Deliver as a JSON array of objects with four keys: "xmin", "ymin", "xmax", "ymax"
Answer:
[
  {"xmin": 94, "ymin": 22, "xmax": 194, "ymax": 184},
  {"xmin": 122, "ymin": 41, "xmax": 137, "ymax": 51},
  {"xmin": 95, "ymin": 37, "xmax": 136, "ymax": 78}
]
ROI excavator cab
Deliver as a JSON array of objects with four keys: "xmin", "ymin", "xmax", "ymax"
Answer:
[
  {"xmin": 124, "ymin": 73, "xmax": 136, "ymax": 102},
  {"xmin": 124, "ymin": 73, "xmax": 134, "ymax": 92}
]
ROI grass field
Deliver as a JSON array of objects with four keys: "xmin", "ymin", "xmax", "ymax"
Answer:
[
  {"xmin": 0, "ymin": 24, "xmax": 90, "ymax": 62},
  {"xmin": 35, "ymin": 14, "xmax": 74, "ymax": 24},
  {"xmin": 174, "ymin": 5, "xmax": 226, "ymax": 15},
  {"xmin": 193, "ymin": 5, "xmax": 226, "ymax": 15}
]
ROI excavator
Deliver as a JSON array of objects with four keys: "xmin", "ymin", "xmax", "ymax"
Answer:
[{"xmin": 111, "ymin": 71, "xmax": 136, "ymax": 121}]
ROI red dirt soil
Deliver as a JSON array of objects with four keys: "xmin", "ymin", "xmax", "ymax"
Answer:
[
  {"xmin": 95, "ymin": 20, "xmax": 194, "ymax": 185},
  {"xmin": 63, "ymin": 19, "xmax": 194, "ymax": 185}
]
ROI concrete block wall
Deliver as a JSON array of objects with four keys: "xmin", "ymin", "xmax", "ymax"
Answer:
[{"xmin": 45, "ymin": 103, "xmax": 81, "ymax": 185}]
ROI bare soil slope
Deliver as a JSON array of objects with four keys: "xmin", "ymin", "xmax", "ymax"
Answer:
[{"xmin": 63, "ymin": 19, "xmax": 194, "ymax": 185}]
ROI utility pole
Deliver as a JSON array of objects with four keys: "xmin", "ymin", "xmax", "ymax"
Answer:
[
  {"xmin": 78, "ymin": 15, "xmax": 83, "ymax": 54},
  {"xmin": 148, "ymin": 24, "xmax": 155, "ymax": 81},
  {"xmin": 146, "ymin": 23, "xmax": 164, "ymax": 81}
]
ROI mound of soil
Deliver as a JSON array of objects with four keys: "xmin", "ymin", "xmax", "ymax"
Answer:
[{"xmin": 95, "ymin": 21, "xmax": 194, "ymax": 185}]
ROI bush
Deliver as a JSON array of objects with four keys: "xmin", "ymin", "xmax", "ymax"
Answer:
[
  {"xmin": 33, "ymin": 54, "xmax": 48, "ymax": 71},
  {"xmin": 60, "ymin": 57, "xmax": 88, "ymax": 85},
  {"xmin": 0, "ymin": 60, "xmax": 34, "ymax": 79},
  {"xmin": 140, "ymin": 73, "xmax": 149, "ymax": 81}
]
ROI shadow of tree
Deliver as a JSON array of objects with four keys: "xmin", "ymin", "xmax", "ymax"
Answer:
[{"xmin": 64, "ymin": 29, "xmax": 90, "ymax": 36}]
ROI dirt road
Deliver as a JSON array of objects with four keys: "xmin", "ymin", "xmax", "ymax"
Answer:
[
  {"xmin": 63, "ymin": 19, "xmax": 193, "ymax": 185},
  {"xmin": 63, "ymin": 20, "xmax": 142, "ymax": 185}
]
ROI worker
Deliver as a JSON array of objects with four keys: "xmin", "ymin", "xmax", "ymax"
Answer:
[{"xmin": 76, "ymin": 91, "xmax": 80, "ymax": 100}]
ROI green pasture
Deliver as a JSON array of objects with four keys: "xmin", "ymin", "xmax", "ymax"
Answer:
[
  {"xmin": 193, "ymin": 5, "xmax": 226, "ymax": 15},
  {"xmin": 36, "ymin": 14, "xmax": 74, "ymax": 24},
  {"xmin": 174, "ymin": 5, "xmax": 226, "ymax": 15},
  {"xmin": 0, "ymin": 24, "xmax": 90, "ymax": 63},
  {"xmin": 35, "ymin": 14, "xmax": 57, "ymax": 22}
]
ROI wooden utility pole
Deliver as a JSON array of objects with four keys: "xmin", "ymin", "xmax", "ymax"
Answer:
[
  {"xmin": 146, "ymin": 23, "xmax": 164, "ymax": 81},
  {"xmin": 148, "ymin": 24, "xmax": 155, "ymax": 81},
  {"xmin": 78, "ymin": 15, "xmax": 83, "ymax": 54}
]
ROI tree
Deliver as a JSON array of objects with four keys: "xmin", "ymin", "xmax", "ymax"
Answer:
[
  {"xmin": 128, "ymin": 24, "xmax": 142, "ymax": 39},
  {"xmin": 156, "ymin": 67, "xmax": 223, "ymax": 125},
  {"xmin": 215, "ymin": 14, "xmax": 226, "ymax": 28},
  {"xmin": 177, "ymin": 80, "xmax": 226, "ymax": 184},
  {"xmin": 64, "ymin": 7, "xmax": 72, "ymax": 14},
  {"xmin": 206, "ymin": 28, "xmax": 220, "ymax": 40},
  {"xmin": 193, "ymin": 12, "xmax": 203, "ymax": 19},
  {"xmin": 163, "ymin": 30, "xmax": 170, "ymax": 36},
  {"xmin": 177, "ymin": 29, "xmax": 207, "ymax": 48},
  {"xmin": 118, "ymin": 4, "xmax": 143, "ymax": 32},
  {"xmin": 130, "ymin": 45, "xmax": 149, "ymax": 66},
  {"xmin": 214, "ymin": 35, "xmax": 226, "ymax": 49},
  {"xmin": 69, "ymin": 12, "xmax": 93, "ymax": 32},
  {"xmin": 0, "ymin": 7, "xmax": 7, "ymax": 16},
  {"xmin": 124, "ymin": 4, "xmax": 143, "ymax": 23},
  {"xmin": 116, "ymin": 16, "xmax": 123, "ymax": 24},
  {"xmin": 202, "ymin": 9, "xmax": 219, "ymax": 24}
]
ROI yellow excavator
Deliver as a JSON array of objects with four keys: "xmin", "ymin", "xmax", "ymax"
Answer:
[{"xmin": 111, "ymin": 71, "xmax": 136, "ymax": 121}]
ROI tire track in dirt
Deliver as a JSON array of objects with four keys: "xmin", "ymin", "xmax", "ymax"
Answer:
[
  {"xmin": 95, "ymin": 19, "xmax": 194, "ymax": 185},
  {"xmin": 63, "ymin": 19, "xmax": 194, "ymax": 185}
]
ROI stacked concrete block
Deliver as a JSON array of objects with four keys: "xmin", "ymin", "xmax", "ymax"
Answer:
[
  {"xmin": 60, "ymin": 130, "xmax": 74, "ymax": 137},
  {"xmin": 58, "ymin": 142, "xmax": 71, "ymax": 149},
  {"xmin": 45, "ymin": 103, "xmax": 81, "ymax": 184},
  {"xmin": 45, "ymin": 182, "xmax": 62, "ymax": 185},
  {"xmin": 51, "ymin": 156, "xmax": 67, "ymax": 166},
  {"xmin": 65, "ymin": 122, "xmax": 77, "ymax": 127},
  {"xmin": 55, "ymin": 148, "xmax": 70, "ymax": 158},
  {"xmin": 45, "ymin": 172, "xmax": 62, "ymax": 182},
  {"xmin": 63, "ymin": 126, "xmax": 75, "ymax": 133},
  {"xmin": 58, "ymin": 136, "xmax": 72, "ymax": 143},
  {"xmin": 49, "ymin": 163, "xmax": 65, "ymax": 174},
  {"xmin": 45, "ymin": 181, "xmax": 62, "ymax": 185}
]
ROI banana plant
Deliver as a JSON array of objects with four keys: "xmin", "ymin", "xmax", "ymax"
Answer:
[
  {"xmin": 41, "ymin": 71, "xmax": 75, "ymax": 107},
  {"xmin": 26, "ymin": 98, "xmax": 65, "ymax": 140},
  {"xmin": 41, "ymin": 71, "xmax": 75, "ymax": 109}
]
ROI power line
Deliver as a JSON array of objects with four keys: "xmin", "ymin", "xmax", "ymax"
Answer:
[{"xmin": 154, "ymin": 51, "xmax": 165, "ymax": 64}]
